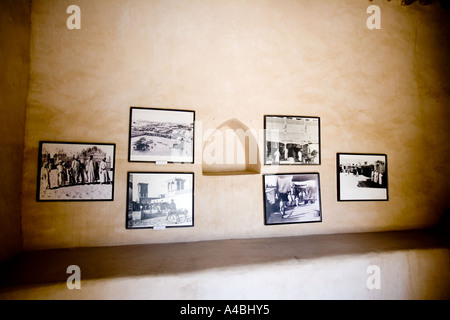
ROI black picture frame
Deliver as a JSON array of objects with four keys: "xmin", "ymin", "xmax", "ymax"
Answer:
[
  {"xmin": 126, "ymin": 172, "xmax": 194, "ymax": 229},
  {"xmin": 128, "ymin": 107, "xmax": 195, "ymax": 163},
  {"xmin": 264, "ymin": 115, "xmax": 320, "ymax": 165},
  {"xmin": 263, "ymin": 172, "xmax": 322, "ymax": 225},
  {"xmin": 337, "ymin": 153, "xmax": 388, "ymax": 201},
  {"xmin": 37, "ymin": 141, "xmax": 116, "ymax": 201}
]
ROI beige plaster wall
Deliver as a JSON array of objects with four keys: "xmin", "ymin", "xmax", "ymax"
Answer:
[
  {"xmin": 21, "ymin": 0, "xmax": 450, "ymax": 250},
  {"xmin": 0, "ymin": 0, "xmax": 31, "ymax": 261}
]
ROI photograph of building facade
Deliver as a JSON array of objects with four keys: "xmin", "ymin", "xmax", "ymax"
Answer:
[
  {"xmin": 127, "ymin": 173, "xmax": 193, "ymax": 228},
  {"xmin": 265, "ymin": 116, "xmax": 320, "ymax": 165}
]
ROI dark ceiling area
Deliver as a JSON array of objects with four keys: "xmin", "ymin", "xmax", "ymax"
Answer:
[
  {"xmin": 371, "ymin": 0, "xmax": 450, "ymax": 10},
  {"xmin": 402, "ymin": 0, "xmax": 449, "ymax": 10}
]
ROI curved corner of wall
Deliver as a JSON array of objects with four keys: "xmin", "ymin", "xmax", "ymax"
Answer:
[{"xmin": 0, "ymin": 0, "xmax": 31, "ymax": 261}]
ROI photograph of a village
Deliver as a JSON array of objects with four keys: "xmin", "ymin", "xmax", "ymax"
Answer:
[
  {"xmin": 127, "ymin": 173, "xmax": 194, "ymax": 229},
  {"xmin": 38, "ymin": 142, "xmax": 115, "ymax": 201},
  {"xmin": 129, "ymin": 107, "xmax": 194, "ymax": 163},
  {"xmin": 265, "ymin": 116, "xmax": 320, "ymax": 165}
]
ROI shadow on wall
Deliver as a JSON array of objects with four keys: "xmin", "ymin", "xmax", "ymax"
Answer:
[
  {"xmin": 433, "ymin": 207, "xmax": 450, "ymax": 234},
  {"xmin": 0, "ymin": 230, "xmax": 448, "ymax": 288}
]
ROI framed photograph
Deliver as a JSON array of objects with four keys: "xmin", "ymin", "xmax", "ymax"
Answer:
[
  {"xmin": 337, "ymin": 153, "xmax": 388, "ymax": 201},
  {"xmin": 126, "ymin": 172, "xmax": 194, "ymax": 229},
  {"xmin": 129, "ymin": 107, "xmax": 195, "ymax": 163},
  {"xmin": 37, "ymin": 141, "xmax": 115, "ymax": 201},
  {"xmin": 264, "ymin": 115, "xmax": 320, "ymax": 165},
  {"xmin": 263, "ymin": 173, "xmax": 322, "ymax": 225}
]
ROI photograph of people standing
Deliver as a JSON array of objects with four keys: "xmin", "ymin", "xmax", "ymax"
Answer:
[{"xmin": 37, "ymin": 142, "xmax": 116, "ymax": 201}]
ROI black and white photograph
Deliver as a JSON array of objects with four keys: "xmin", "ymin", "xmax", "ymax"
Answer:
[
  {"xmin": 126, "ymin": 172, "xmax": 194, "ymax": 229},
  {"xmin": 129, "ymin": 107, "xmax": 195, "ymax": 163},
  {"xmin": 263, "ymin": 173, "xmax": 322, "ymax": 225},
  {"xmin": 37, "ymin": 141, "xmax": 115, "ymax": 201},
  {"xmin": 264, "ymin": 115, "xmax": 320, "ymax": 165},
  {"xmin": 337, "ymin": 153, "xmax": 388, "ymax": 201}
]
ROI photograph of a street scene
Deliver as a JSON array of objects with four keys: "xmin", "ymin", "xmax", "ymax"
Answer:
[
  {"xmin": 264, "ymin": 173, "xmax": 322, "ymax": 225},
  {"xmin": 129, "ymin": 107, "xmax": 194, "ymax": 163},
  {"xmin": 337, "ymin": 153, "xmax": 388, "ymax": 201},
  {"xmin": 38, "ymin": 142, "xmax": 115, "ymax": 201},
  {"xmin": 265, "ymin": 115, "xmax": 320, "ymax": 165},
  {"xmin": 127, "ymin": 172, "xmax": 194, "ymax": 229}
]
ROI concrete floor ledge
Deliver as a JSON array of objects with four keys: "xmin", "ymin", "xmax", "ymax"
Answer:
[{"xmin": 0, "ymin": 229, "xmax": 449, "ymax": 300}]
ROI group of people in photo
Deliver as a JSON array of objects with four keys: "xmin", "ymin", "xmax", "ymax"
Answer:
[
  {"xmin": 40, "ymin": 155, "xmax": 111, "ymax": 189},
  {"xmin": 268, "ymin": 142, "xmax": 319, "ymax": 164},
  {"xmin": 340, "ymin": 162, "xmax": 386, "ymax": 187},
  {"xmin": 265, "ymin": 175, "xmax": 318, "ymax": 219}
]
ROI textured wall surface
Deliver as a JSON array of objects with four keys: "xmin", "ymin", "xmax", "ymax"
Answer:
[
  {"xmin": 21, "ymin": 0, "xmax": 450, "ymax": 250},
  {"xmin": 0, "ymin": 0, "xmax": 30, "ymax": 261}
]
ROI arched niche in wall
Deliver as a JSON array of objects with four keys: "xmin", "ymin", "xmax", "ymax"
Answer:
[{"xmin": 202, "ymin": 118, "xmax": 261, "ymax": 175}]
